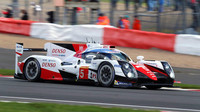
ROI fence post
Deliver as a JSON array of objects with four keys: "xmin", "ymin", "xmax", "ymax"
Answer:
[
  {"xmin": 90, "ymin": 9, "xmax": 95, "ymax": 24},
  {"xmin": 63, "ymin": 7, "xmax": 68, "ymax": 25},
  {"xmin": 55, "ymin": 6, "xmax": 60, "ymax": 24},
  {"xmin": 39, "ymin": 0, "xmax": 43, "ymax": 22},
  {"xmin": 24, "ymin": 0, "xmax": 29, "ymax": 15},
  {"xmin": 71, "ymin": 7, "xmax": 77, "ymax": 25},
  {"xmin": 182, "ymin": 0, "xmax": 186, "ymax": 34},
  {"xmin": 109, "ymin": 0, "xmax": 114, "ymax": 26},
  {"xmin": 156, "ymin": 2, "xmax": 161, "ymax": 32},
  {"xmin": 12, "ymin": 0, "xmax": 19, "ymax": 18}
]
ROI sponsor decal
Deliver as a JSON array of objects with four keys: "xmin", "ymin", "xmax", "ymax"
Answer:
[
  {"xmin": 79, "ymin": 67, "xmax": 89, "ymax": 79},
  {"xmin": 114, "ymin": 80, "xmax": 132, "ymax": 86},
  {"xmin": 42, "ymin": 62, "xmax": 56, "ymax": 67},
  {"xmin": 92, "ymin": 63, "xmax": 97, "ymax": 65},
  {"xmin": 52, "ymin": 54, "xmax": 66, "ymax": 57},
  {"xmin": 146, "ymin": 62, "xmax": 158, "ymax": 67},
  {"xmin": 16, "ymin": 46, "xmax": 22, "ymax": 48},
  {"xmin": 16, "ymin": 52, "xmax": 22, "ymax": 56},
  {"xmin": 114, "ymin": 65, "xmax": 121, "ymax": 68},
  {"xmin": 52, "ymin": 49, "xmax": 66, "ymax": 53},
  {"xmin": 79, "ymin": 46, "xmax": 83, "ymax": 51},
  {"xmin": 16, "ymin": 50, "xmax": 22, "ymax": 52},
  {"xmin": 90, "ymin": 72, "xmax": 97, "ymax": 80},
  {"xmin": 42, "ymin": 59, "xmax": 47, "ymax": 61},
  {"xmin": 103, "ymin": 45, "xmax": 109, "ymax": 48},
  {"xmin": 48, "ymin": 59, "xmax": 56, "ymax": 62}
]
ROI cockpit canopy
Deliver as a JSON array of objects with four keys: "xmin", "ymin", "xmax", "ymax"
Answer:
[{"xmin": 82, "ymin": 48, "xmax": 131, "ymax": 63}]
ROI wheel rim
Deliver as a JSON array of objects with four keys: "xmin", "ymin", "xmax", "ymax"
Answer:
[
  {"xmin": 99, "ymin": 65, "xmax": 113, "ymax": 85},
  {"xmin": 25, "ymin": 60, "xmax": 39, "ymax": 80}
]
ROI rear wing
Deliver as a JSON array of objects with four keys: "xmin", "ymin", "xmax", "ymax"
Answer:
[{"xmin": 15, "ymin": 43, "xmax": 46, "ymax": 75}]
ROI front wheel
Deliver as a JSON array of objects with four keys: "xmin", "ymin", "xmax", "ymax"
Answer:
[
  {"xmin": 24, "ymin": 58, "xmax": 41, "ymax": 82},
  {"xmin": 97, "ymin": 62, "xmax": 115, "ymax": 87}
]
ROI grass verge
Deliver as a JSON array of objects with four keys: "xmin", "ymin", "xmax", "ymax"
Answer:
[
  {"xmin": 0, "ymin": 102, "xmax": 159, "ymax": 112},
  {"xmin": 0, "ymin": 69, "xmax": 14, "ymax": 76},
  {"xmin": 174, "ymin": 83, "xmax": 200, "ymax": 89}
]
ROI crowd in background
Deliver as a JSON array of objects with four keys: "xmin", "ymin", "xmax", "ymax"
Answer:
[
  {"xmin": 1, "ymin": 0, "xmax": 200, "ymax": 30},
  {"xmin": 112, "ymin": 0, "xmax": 200, "ymax": 13}
]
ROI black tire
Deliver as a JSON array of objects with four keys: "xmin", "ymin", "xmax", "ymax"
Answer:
[
  {"xmin": 145, "ymin": 86, "xmax": 162, "ymax": 90},
  {"xmin": 24, "ymin": 58, "xmax": 41, "ymax": 82},
  {"xmin": 97, "ymin": 62, "xmax": 115, "ymax": 87}
]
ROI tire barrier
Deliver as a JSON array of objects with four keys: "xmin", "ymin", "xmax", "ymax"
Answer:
[
  {"xmin": 175, "ymin": 34, "xmax": 200, "ymax": 56},
  {"xmin": 0, "ymin": 18, "xmax": 199, "ymax": 56},
  {"xmin": 30, "ymin": 23, "xmax": 112, "ymax": 43},
  {"xmin": 0, "ymin": 17, "xmax": 36, "ymax": 36},
  {"xmin": 103, "ymin": 27, "xmax": 176, "ymax": 52}
]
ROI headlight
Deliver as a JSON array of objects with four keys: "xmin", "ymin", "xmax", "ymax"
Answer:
[
  {"xmin": 162, "ymin": 62, "xmax": 175, "ymax": 79},
  {"xmin": 127, "ymin": 72, "xmax": 135, "ymax": 78},
  {"xmin": 124, "ymin": 63, "xmax": 129, "ymax": 69},
  {"xmin": 118, "ymin": 61, "xmax": 138, "ymax": 79}
]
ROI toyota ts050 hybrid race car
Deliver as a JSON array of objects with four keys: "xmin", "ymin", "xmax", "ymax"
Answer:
[{"xmin": 14, "ymin": 42, "xmax": 175, "ymax": 89}]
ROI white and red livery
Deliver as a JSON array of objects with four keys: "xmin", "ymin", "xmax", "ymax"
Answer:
[{"xmin": 15, "ymin": 42, "xmax": 175, "ymax": 89}]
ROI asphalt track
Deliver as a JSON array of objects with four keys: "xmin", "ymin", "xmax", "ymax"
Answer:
[
  {"xmin": 0, "ymin": 48, "xmax": 200, "ymax": 112},
  {"xmin": 0, "ymin": 77, "xmax": 200, "ymax": 112}
]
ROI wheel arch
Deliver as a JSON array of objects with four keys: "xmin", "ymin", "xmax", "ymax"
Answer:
[{"xmin": 97, "ymin": 61, "xmax": 115, "ymax": 72}]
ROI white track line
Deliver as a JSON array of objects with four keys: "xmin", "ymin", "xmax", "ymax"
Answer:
[
  {"xmin": 0, "ymin": 76, "xmax": 13, "ymax": 78},
  {"xmin": 0, "ymin": 96, "xmax": 199, "ymax": 112},
  {"xmin": 0, "ymin": 100, "xmax": 29, "ymax": 103}
]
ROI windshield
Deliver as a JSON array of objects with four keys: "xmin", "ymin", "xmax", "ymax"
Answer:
[
  {"xmin": 93, "ymin": 52, "xmax": 131, "ymax": 62},
  {"xmin": 110, "ymin": 53, "xmax": 131, "ymax": 62}
]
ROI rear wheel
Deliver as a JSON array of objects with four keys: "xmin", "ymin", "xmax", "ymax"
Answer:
[
  {"xmin": 24, "ymin": 58, "xmax": 41, "ymax": 81},
  {"xmin": 145, "ymin": 86, "xmax": 162, "ymax": 90},
  {"xmin": 97, "ymin": 62, "xmax": 115, "ymax": 87}
]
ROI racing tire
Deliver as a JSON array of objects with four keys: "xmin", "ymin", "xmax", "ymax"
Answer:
[
  {"xmin": 145, "ymin": 86, "xmax": 162, "ymax": 90},
  {"xmin": 24, "ymin": 58, "xmax": 41, "ymax": 82},
  {"xmin": 97, "ymin": 62, "xmax": 115, "ymax": 87}
]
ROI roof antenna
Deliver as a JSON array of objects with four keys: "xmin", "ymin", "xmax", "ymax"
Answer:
[
  {"xmin": 86, "ymin": 37, "xmax": 88, "ymax": 43},
  {"xmin": 91, "ymin": 37, "xmax": 94, "ymax": 43}
]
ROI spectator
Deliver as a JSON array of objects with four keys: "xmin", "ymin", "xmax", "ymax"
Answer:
[
  {"xmin": 2, "ymin": 7, "xmax": 13, "ymax": 18},
  {"xmin": 132, "ymin": 15, "xmax": 141, "ymax": 30},
  {"xmin": 96, "ymin": 13, "xmax": 110, "ymax": 25},
  {"xmin": 124, "ymin": 0, "xmax": 130, "ymax": 10},
  {"xmin": 123, "ymin": 15, "xmax": 130, "ymax": 29},
  {"xmin": 111, "ymin": 0, "xmax": 119, "ymax": 9},
  {"xmin": 117, "ymin": 15, "xmax": 124, "ymax": 28},
  {"xmin": 30, "ymin": 2, "xmax": 42, "ymax": 21},
  {"xmin": 159, "ymin": 0, "xmax": 164, "ymax": 12},
  {"xmin": 190, "ymin": 0, "xmax": 200, "ymax": 30},
  {"xmin": 165, "ymin": 0, "xmax": 171, "ymax": 7},
  {"xmin": 134, "ymin": 0, "xmax": 140, "ymax": 13},
  {"xmin": 152, "ymin": 0, "xmax": 157, "ymax": 11},
  {"xmin": 147, "ymin": 0, "xmax": 154, "ymax": 11},
  {"xmin": 139, "ymin": 0, "xmax": 144, "ymax": 7},
  {"xmin": 174, "ymin": 0, "xmax": 182, "ymax": 11},
  {"xmin": 21, "ymin": 9, "xmax": 29, "ymax": 20}
]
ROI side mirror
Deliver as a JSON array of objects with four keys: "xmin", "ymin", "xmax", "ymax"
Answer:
[
  {"xmin": 137, "ymin": 56, "xmax": 144, "ymax": 61},
  {"xmin": 77, "ymin": 60, "xmax": 81, "ymax": 65}
]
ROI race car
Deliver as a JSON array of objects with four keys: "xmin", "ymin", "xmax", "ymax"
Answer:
[{"xmin": 14, "ymin": 42, "xmax": 175, "ymax": 89}]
